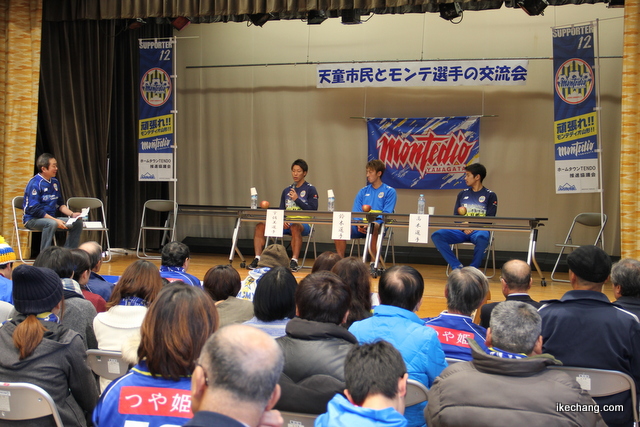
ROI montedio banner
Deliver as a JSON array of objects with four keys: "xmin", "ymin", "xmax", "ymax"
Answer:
[
  {"xmin": 552, "ymin": 24, "xmax": 599, "ymax": 194},
  {"xmin": 367, "ymin": 117, "xmax": 480, "ymax": 190}
]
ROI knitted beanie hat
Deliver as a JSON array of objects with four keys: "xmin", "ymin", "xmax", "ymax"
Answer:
[
  {"xmin": 258, "ymin": 244, "xmax": 290, "ymax": 269},
  {"xmin": 567, "ymin": 245, "xmax": 611, "ymax": 284},
  {"xmin": 12, "ymin": 265, "xmax": 63, "ymax": 314},
  {"xmin": 0, "ymin": 236, "xmax": 16, "ymax": 265}
]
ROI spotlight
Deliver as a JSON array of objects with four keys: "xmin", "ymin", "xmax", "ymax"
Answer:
[
  {"xmin": 248, "ymin": 13, "xmax": 270, "ymax": 27},
  {"xmin": 307, "ymin": 10, "xmax": 327, "ymax": 25},
  {"xmin": 128, "ymin": 18, "xmax": 146, "ymax": 30},
  {"xmin": 439, "ymin": 3, "xmax": 463, "ymax": 21},
  {"xmin": 171, "ymin": 17, "xmax": 191, "ymax": 31},
  {"xmin": 517, "ymin": 0, "xmax": 548, "ymax": 15},
  {"xmin": 341, "ymin": 9, "xmax": 361, "ymax": 25}
]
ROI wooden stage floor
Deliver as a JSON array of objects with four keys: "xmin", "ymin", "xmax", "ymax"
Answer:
[{"xmin": 94, "ymin": 251, "xmax": 617, "ymax": 320}]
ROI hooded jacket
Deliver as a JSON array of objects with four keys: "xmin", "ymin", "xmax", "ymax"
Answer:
[{"xmin": 316, "ymin": 394, "xmax": 407, "ymax": 427}]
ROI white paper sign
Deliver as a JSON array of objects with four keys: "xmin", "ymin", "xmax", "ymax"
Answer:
[
  {"xmin": 332, "ymin": 211, "xmax": 352, "ymax": 240},
  {"xmin": 264, "ymin": 209, "xmax": 284, "ymax": 238},
  {"xmin": 409, "ymin": 214, "xmax": 430, "ymax": 244}
]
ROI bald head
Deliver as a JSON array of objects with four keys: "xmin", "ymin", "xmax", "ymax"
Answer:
[
  {"xmin": 200, "ymin": 325, "xmax": 284, "ymax": 406},
  {"xmin": 501, "ymin": 260, "xmax": 531, "ymax": 292},
  {"xmin": 79, "ymin": 241, "xmax": 102, "ymax": 270}
]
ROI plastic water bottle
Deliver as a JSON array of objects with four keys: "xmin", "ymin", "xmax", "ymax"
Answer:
[
  {"xmin": 251, "ymin": 194, "xmax": 258, "ymax": 209},
  {"xmin": 417, "ymin": 194, "xmax": 425, "ymax": 214},
  {"xmin": 328, "ymin": 196, "xmax": 335, "ymax": 212}
]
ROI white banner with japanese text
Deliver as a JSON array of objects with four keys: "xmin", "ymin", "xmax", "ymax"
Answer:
[{"xmin": 316, "ymin": 60, "xmax": 529, "ymax": 88}]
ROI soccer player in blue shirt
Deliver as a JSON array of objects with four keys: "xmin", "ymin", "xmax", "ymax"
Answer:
[{"xmin": 431, "ymin": 163, "xmax": 498, "ymax": 270}]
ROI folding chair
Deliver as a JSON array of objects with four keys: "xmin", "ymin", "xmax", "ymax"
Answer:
[
  {"xmin": 0, "ymin": 382, "xmax": 64, "ymax": 426},
  {"xmin": 445, "ymin": 231, "xmax": 496, "ymax": 278},
  {"xmin": 551, "ymin": 213, "xmax": 607, "ymax": 282},
  {"xmin": 349, "ymin": 227, "xmax": 396, "ymax": 277},
  {"xmin": 279, "ymin": 411, "xmax": 317, "ymax": 427},
  {"xmin": 11, "ymin": 195, "xmax": 55, "ymax": 263},
  {"xmin": 266, "ymin": 224, "xmax": 317, "ymax": 269},
  {"xmin": 405, "ymin": 379, "xmax": 429, "ymax": 407},
  {"xmin": 67, "ymin": 197, "xmax": 112, "ymax": 262},
  {"xmin": 86, "ymin": 349, "xmax": 130, "ymax": 381},
  {"xmin": 548, "ymin": 366, "xmax": 638, "ymax": 423},
  {"xmin": 445, "ymin": 357, "xmax": 465, "ymax": 365},
  {"xmin": 136, "ymin": 199, "xmax": 177, "ymax": 259}
]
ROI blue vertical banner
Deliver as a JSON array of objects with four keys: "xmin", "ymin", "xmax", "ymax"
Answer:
[
  {"xmin": 552, "ymin": 24, "xmax": 599, "ymax": 193},
  {"xmin": 138, "ymin": 38, "xmax": 175, "ymax": 181},
  {"xmin": 367, "ymin": 117, "xmax": 480, "ymax": 190}
]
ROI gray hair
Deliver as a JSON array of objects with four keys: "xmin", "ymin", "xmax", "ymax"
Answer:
[
  {"xmin": 490, "ymin": 301, "xmax": 541, "ymax": 355},
  {"xmin": 501, "ymin": 259, "xmax": 531, "ymax": 291},
  {"xmin": 446, "ymin": 267, "xmax": 489, "ymax": 316},
  {"xmin": 201, "ymin": 325, "xmax": 284, "ymax": 406},
  {"xmin": 611, "ymin": 259, "xmax": 640, "ymax": 298}
]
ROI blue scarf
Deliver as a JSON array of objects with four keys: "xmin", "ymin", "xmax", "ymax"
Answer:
[
  {"xmin": 119, "ymin": 296, "xmax": 147, "ymax": 307},
  {"xmin": 36, "ymin": 312, "xmax": 60, "ymax": 323}
]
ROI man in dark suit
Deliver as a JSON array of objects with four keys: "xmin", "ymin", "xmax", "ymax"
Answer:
[
  {"xmin": 188, "ymin": 325, "xmax": 284, "ymax": 427},
  {"xmin": 611, "ymin": 258, "xmax": 640, "ymax": 318},
  {"xmin": 480, "ymin": 259, "xmax": 541, "ymax": 328}
]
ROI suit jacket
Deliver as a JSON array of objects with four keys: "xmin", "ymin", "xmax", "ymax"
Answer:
[{"xmin": 480, "ymin": 294, "xmax": 541, "ymax": 329}]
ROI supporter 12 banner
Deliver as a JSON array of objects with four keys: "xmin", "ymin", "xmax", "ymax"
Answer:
[
  {"xmin": 138, "ymin": 38, "xmax": 175, "ymax": 181},
  {"xmin": 367, "ymin": 117, "xmax": 480, "ymax": 190},
  {"xmin": 552, "ymin": 24, "xmax": 599, "ymax": 194}
]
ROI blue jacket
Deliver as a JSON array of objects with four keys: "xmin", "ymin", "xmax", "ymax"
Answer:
[
  {"xmin": 159, "ymin": 265, "xmax": 201, "ymax": 287},
  {"xmin": 315, "ymin": 394, "xmax": 407, "ymax": 427},
  {"xmin": 349, "ymin": 305, "xmax": 447, "ymax": 427},
  {"xmin": 93, "ymin": 361, "xmax": 193, "ymax": 427}
]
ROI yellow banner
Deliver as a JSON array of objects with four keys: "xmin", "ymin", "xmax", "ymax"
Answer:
[
  {"xmin": 139, "ymin": 114, "xmax": 173, "ymax": 139},
  {"xmin": 554, "ymin": 112, "xmax": 597, "ymax": 144}
]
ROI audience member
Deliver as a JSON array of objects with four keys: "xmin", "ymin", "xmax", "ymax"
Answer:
[
  {"xmin": 203, "ymin": 264, "xmax": 254, "ymax": 327},
  {"xmin": 611, "ymin": 258, "xmax": 640, "ymax": 318},
  {"xmin": 424, "ymin": 266, "xmax": 489, "ymax": 361},
  {"xmin": 276, "ymin": 271, "xmax": 357, "ymax": 414},
  {"xmin": 93, "ymin": 259, "xmax": 163, "ymax": 390},
  {"xmin": 0, "ymin": 236, "xmax": 15, "ymax": 303},
  {"xmin": 539, "ymin": 245, "xmax": 640, "ymax": 427},
  {"xmin": 244, "ymin": 266, "xmax": 297, "ymax": 338},
  {"xmin": 332, "ymin": 257, "xmax": 373, "ymax": 328},
  {"xmin": 479, "ymin": 259, "xmax": 541, "ymax": 328},
  {"xmin": 312, "ymin": 251, "xmax": 343, "ymax": 273},
  {"xmin": 187, "ymin": 325, "xmax": 285, "ymax": 427},
  {"xmin": 159, "ymin": 241, "xmax": 201, "ymax": 286},
  {"xmin": 0, "ymin": 265, "xmax": 98, "ymax": 426},
  {"xmin": 33, "ymin": 246, "xmax": 98, "ymax": 349},
  {"xmin": 238, "ymin": 244, "xmax": 289, "ymax": 301},
  {"xmin": 93, "ymin": 283, "xmax": 218, "ymax": 426},
  {"xmin": 79, "ymin": 240, "xmax": 115, "ymax": 301},
  {"xmin": 349, "ymin": 266, "xmax": 446, "ymax": 427},
  {"xmin": 71, "ymin": 248, "xmax": 107, "ymax": 313},
  {"xmin": 426, "ymin": 301, "xmax": 606, "ymax": 427},
  {"xmin": 316, "ymin": 340, "xmax": 409, "ymax": 427}
]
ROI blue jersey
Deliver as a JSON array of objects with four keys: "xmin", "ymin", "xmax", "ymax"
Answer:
[
  {"xmin": 278, "ymin": 181, "xmax": 318, "ymax": 211},
  {"xmin": 454, "ymin": 187, "xmax": 497, "ymax": 217},
  {"xmin": 159, "ymin": 266, "xmax": 201, "ymax": 287},
  {"xmin": 423, "ymin": 312, "xmax": 488, "ymax": 361},
  {"xmin": 352, "ymin": 183, "xmax": 397, "ymax": 223},
  {"xmin": 22, "ymin": 174, "xmax": 64, "ymax": 224},
  {"xmin": 93, "ymin": 362, "xmax": 193, "ymax": 427}
]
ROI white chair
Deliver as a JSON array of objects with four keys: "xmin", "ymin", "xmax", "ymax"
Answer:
[
  {"xmin": 0, "ymin": 382, "xmax": 63, "ymax": 426},
  {"xmin": 551, "ymin": 213, "xmax": 607, "ymax": 282},
  {"xmin": 279, "ymin": 411, "xmax": 317, "ymax": 427},
  {"xmin": 86, "ymin": 349, "xmax": 130, "ymax": 381},
  {"xmin": 11, "ymin": 195, "xmax": 55, "ymax": 263},
  {"xmin": 67, "ymin": 197, "xmax": 112, "ymax": 262},
  {"xmin": 136, "ymin": 199, "xmax": 177, "ymax": 259},
  {"xmin": 405, "ymin": 379, "xmax": 429, "ymax": 407},
  {"xmin": 445, "ymin": 231, "xmax": 496, "ymax": 278},
  {"xmin": 547, "ymin": 366, "xmax": 638, "ymax": 423}
]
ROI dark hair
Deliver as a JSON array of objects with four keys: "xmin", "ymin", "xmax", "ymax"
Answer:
[
  {"xmin": 161, "ymin": 241, "xmax": 190, "ymax": 267},
  {"xmin": 296, "ymin": 271, "xmax": 351, "ymax": 325},
  {"xmin": 446, "ymin": 267, "xmax": 489, "ymax": 316},
  {"xmin": 107, "ymin": 260, "xmax": 163, "ymax": 309},
  {"xmin": 33, "ymin": 246, "xmax": 74, "ymax": 279},
  {"xmin": 36, "ymin": 153, "xmax": 55, "ymax": 173},
  {"xmin": 464, "ymin": 163, "xmax": 487, "ymax": 182},
  {"xmin": 0, "ymin": 262, "xmax": 13, "ymax": 271},
  {"xmin": 253, "ymin": 266, "xmax": 297, "ymax": 321},
  {"xmin": 291, "ymin": 159, "xmax": 309, "ymax": 173},
  {"xmin": 311, "ymin": 251, "xmax": 343, "ymax": 273},
  {"xmin": 80, "ymin": 241, "xmax": 102, "ymax": 269},
  {"xmin": 345, "ymin": 341, "xmax": 406, "ymax": 406},
  {"xmin": 611, "ymin": 259, "xmax": 640, "ymax": 298},
  {"xmin": 138, "ymin": 283, "xmax": 218, "ymax": 380},
  {"xmin": 366, "ymin": 159, "xmax": 385, "ymax": 177},
  {"xmin": 332, "ymin": 257, "xmax": 372, "ymax": 327},
  {"xmin": 70, "ymin": 249, "xmax": 91, "ymax": 283},
  {"xmin": 378, "ymin": 266, "xmax": 424, "ymax": 311},
  {"xmin": 203, "ymin": 265, "xmax": 242, "ymax": 301}
]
